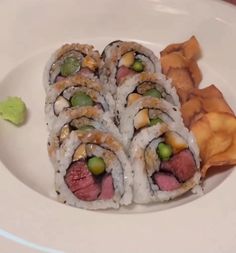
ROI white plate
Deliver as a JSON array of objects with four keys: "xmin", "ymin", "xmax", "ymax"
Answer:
[{"xmin": 0, "ymin": 0, "xmax": 236, "ymax": 252}]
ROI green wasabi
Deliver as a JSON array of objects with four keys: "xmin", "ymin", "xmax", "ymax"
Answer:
[{"xmin": 0, "ymin": 97, "xmax": 27, "ymax": 125}]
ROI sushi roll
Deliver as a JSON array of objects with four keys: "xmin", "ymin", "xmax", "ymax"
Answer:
[
  {"xmin": 48, "ymin": 106, "xmax": 121, "ymax": 168},
  {"xmin": 100, "ymin": 41, "xmax": 161, "ymax": 96},
  {"xmin": 119, "ymin": 97, "xmax": 183, "ymax": 147},
  {"xmin": 55, "ymin": 130, "xmax": 132, "ymax": 209},
  {"xmin": 45, "ymin": 75, "xmax": 111, "ymax": 130},
  {"xmin": 116, "ymin": 72, "xmax": 180, "ymax": 123},
  {"xmin": 44, "ymin": 43, "xmax": 103, "ymax": 92},
  {"xmin": 130, "ymin": 122, "xmax": 201, "ymax": 204}
]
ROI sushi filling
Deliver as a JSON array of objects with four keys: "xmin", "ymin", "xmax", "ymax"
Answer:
[
  {"xmin": 59, "ymin": 120, "xmax": 95, "ymax": 144},
  {"xmin": 65, "ymin": 160, "xmax": 114, "ymax": 201},
  {"xmin": 132, "ymin": 107, "xmax": 172, "ymax": 132},
  {"xmin": 146, "ymin": 131, "xmax": 197, "ymax": 192},
  {"xmin": 50, "ymin": 52, "xmax": 99, "ymax": 84},
  {"xmin": 64, "ymin": 143, "xmax": 117, "ymax": 201},
  {"xmin": 126, "ymin": 83, "xmax": 166, "ymax": 107},
  {"xmin": 53, "ymin": 90, "xmax": 105, "ymax": 116},
  {"xmin": 116, "ymin": 51, "xmax": 155, "ymax": 85},
  {"xmin": 65, "ymin": 148, "xmax": 114, "ymax": 201}
]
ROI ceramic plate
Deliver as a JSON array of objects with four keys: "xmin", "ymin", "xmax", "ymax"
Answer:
[{"xmin": 0, "ymin": 0, "xmax": 236, "ymax": 252}]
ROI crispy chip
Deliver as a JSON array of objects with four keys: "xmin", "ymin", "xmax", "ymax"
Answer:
[
  {"xmin": 181, "ymin": 98, "xmax": 203, "ymax": 127},
  {"xmin": 191, "ymin": 112, "xmax": 236, "ymax": 177},
  {"xmin": 189, "ymin": 84, "xmax": 223, "ymax": 98},
  {"xmin": 167, "ymin": 68, "xmax": 194, "ymax": 103},
  {"xmin": 188, "ymin": 60, "xmax": 202, "ymax": 85},
  {"xmin": 160, "ymin": 36, "xmax": 202, "ymax": 102},
  {"xmin": 161, "ymin": 52, "xmax": 189, "ymax": 75},
  {"xmin": 181, "ymin": 85, "xmax": 234, "ymax": 127},
  {"xmin": 161, "ymin": 36, "xmax": 236, "ymax": 178},
  {"xmin": 160, "ymin": 36, "xmax": 201, "ymax": 60}
]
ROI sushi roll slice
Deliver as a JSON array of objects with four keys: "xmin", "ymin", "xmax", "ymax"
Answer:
[
  {"xmin": 100, "ymin": 41, "xmax": 161, "ymax": 96},
  {"xmin": 130, "ymin": 122, "xmax": 201, "ymax": 204},
  {"xmin": 45, "ymin": 75, "xmax": 111, "ymax": 130},
  {"xmin": 48, "ymin": 106, "xmax": 121, "ymax": 168},
  {"xmin": 55, "ymin": 130, "xmax": 132, "ymax": 209},
  {"xmin": 44, "ymin": 43, "xmax": 103, "ymax": 92},
  {"xmin": 119, "ymin": 97, "xmax": 183, "ymax": 147},
  {"xmin": 116, "ymin": 72, "xmax": 180, "ymax": 123}
]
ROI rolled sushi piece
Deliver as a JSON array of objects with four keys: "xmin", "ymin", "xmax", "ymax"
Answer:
[
  {"xmin": 45, "ymin": 75, "xmax": 111, "ymax": 130},
  {"xmin": 100, "ymin": 40, "xmax": 162, "ymax": 96},
  {"xmin": 130, "ymin": 122, "xmax": 201, "ymax": 204},
  {"xmin": 43, "ymin": 43, "xmax": 103, "ymax": 92},
  {"xmin": 55, "ymin": 130, "xmax": 133, "ymax": 209},
  {"xmin": 48, "ymin": 106, "xmax": 122, "ymax": 168},
  {"xmin": 119, "ymin": 96, "xmax": 183, "ymax": 147},
  {"xmin": 116, "ymin": 72, "xmax": 180, "ymax": 122}
]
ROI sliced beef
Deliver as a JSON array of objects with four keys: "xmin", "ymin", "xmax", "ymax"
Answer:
[
  {"xmin": 55, "ymin": 76, "xmax": 66, "ymax": 82},
  {"xmin": 65, "ymin": 161, "xmax": 100, "ymax": 201},
  {"xmin": 154, "ymin": 173, "xmax": 180, "ymax": 191},
  {"xmin": 74, "ymin": 183, "xmax": 101, "ymax": 201},
  {"xmin": 116, "ymin": 66, "xmax": 136, "ymax": 85},
  {"xmin": 161, "ymin": 149, "xmax": 196, "ymax": 182},
  {"xmin": 99, "ymin": 174, "xmax": 114, "ymax": 200},
  {"xmin": 79, "ymin": 67, "xmax": 95, "ymax": 77}
]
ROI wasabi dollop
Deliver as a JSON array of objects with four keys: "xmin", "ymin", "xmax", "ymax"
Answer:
[{"xmin": 0, "ymin": 97, "xmax": 27, "ymax": 125}]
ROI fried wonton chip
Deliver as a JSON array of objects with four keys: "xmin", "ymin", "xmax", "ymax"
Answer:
[
  {"xmin": 191, "ymin": 112, "xmax": 236, "ymax": 177},
  {"xmin": 167, "ymin": 67, "xmax": 195, "ymax": 103},
  {"xmin": 161, "ymin": 52, "xmax": 189, "ymax": 75},
  {"xmin": 160, "ymin": 36, "xmax": 201, "ymax": 60},
  {"xmin": 160, "ymin": 36, "xmax": 202, "ymax": 103},
  {"xmin": 181, "ymin": 85, "xmax": 234, "ymax": 127}
]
